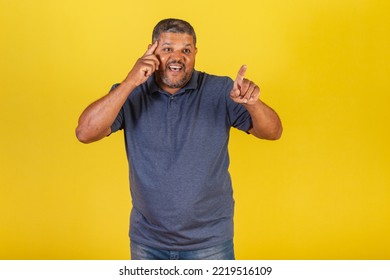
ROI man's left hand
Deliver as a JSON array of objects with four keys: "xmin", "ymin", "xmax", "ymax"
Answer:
[{"xmin": 230, "ymin": 65, "xmax": 260, "ymax": 105}]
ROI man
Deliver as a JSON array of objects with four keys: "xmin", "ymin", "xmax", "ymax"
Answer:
[{"xmin": 76, "ymin": 18, "xmax": 282, "ymax": 260}]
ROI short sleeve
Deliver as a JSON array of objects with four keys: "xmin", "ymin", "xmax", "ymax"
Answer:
[
  {"xmin": 109, "ymin": 83, "xmax": 124, "ymax": 133},
  {"xmin": 225, "ymin": 79, "xmax": 253, "ymax": 132}
]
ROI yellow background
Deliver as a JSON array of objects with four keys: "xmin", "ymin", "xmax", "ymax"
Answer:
[{"xmin": 1, "ymin": 0, "xmax": 389, "ymax": 259}]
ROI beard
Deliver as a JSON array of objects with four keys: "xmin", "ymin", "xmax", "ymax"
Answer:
[
  {"xmin": 157, "ymin": 61, "xmax": 193, "ymax": 89},
  {"xmin": 161, "ymin": 74, "xmax": 191, "ymax": 89}
]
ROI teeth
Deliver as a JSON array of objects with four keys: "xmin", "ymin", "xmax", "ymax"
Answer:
[{"xmin": 169, "ymin": 65, "xmax": 182, "ymax": 71}]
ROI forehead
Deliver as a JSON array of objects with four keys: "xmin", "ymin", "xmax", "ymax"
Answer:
[{"xmin": 157, "ymin": 32, "xmax": 195, "ymax": 47}]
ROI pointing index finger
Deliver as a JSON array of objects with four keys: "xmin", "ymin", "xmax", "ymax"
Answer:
[
  {"xmin": 145, "ymin": 40, "xmax": 159, "ymax": 55},
  {"xmin": 234, "ymin": 64, "xmax": 247, "ymax": 88}
]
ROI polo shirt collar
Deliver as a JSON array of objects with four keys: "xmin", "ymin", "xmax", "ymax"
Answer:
[{"xmin": 147, "ymin": 70, "xmax": 199, "ymax": 95}]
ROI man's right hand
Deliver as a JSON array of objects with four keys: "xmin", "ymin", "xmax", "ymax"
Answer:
[
  {"xmin": 123, "ymin": 40, "xmax": 160, "ymax": 87},
  {"xmin": 76, "ymin": 41, "xmax": 160, "ymax": 144}
]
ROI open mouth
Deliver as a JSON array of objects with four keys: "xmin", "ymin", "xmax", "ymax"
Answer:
[{"xmin": 168, "ymin": 64, "xmax": 183, "ymax": 72}]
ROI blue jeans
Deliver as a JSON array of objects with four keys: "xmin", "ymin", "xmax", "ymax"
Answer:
[{"xmin": 131, "ymin": 239, "xmax": 235, "ymax": 260}]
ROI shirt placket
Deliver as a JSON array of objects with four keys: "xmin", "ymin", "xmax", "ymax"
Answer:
[{"xmin": 168, "ymin": 94, "xmax": 179, "ymax": 163}]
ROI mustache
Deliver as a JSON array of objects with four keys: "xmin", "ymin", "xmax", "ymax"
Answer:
[{"xmin": 166, "ymin": 60, "xmax": 185, "ymax": 68}]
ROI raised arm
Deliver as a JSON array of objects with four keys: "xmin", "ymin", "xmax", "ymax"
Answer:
[
  {"xmin": 230, "ymin": 65, "xmax": 282, "ymax": 140},
  {"xmin": 75, "ymin": 41, "xmax": 160, "ymax": 143}
]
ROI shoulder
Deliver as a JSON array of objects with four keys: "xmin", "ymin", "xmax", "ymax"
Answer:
[
  {"xmin": 199, "ymin": 71, "xmax": 233, "ymax": 84},
  {"xmin": 196, "ymin": 71, "xmax": 234, "ymax": 94},
  {"xmin": 109, "ymin": 81, "xmax": 149, "ymax": 100}
]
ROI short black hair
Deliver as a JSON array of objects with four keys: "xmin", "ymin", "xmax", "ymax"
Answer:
[{"xmin": 152, "ymin": 18, "xmax": 197, "ymax": 46}]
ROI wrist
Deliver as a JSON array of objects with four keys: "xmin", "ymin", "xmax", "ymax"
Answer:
[
  {"xmin": 121, "ymin": 76, "xmax": 137, "ymax": 87},
  {"xmin": 243, "ymin": 99, "xmax": 262, "ymax": 110}
]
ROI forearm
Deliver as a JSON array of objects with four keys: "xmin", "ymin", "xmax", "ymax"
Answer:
[
  {"xmin": 76, "ymin": 41, "xmax": 160, "ymax": 144},
  {"xmin": 75, "ymin": 81, "xmax": 136, "ymax": 143},
  {"xmin": 245, "ymin": 100, "xmax": 283, "ymax": 140}
]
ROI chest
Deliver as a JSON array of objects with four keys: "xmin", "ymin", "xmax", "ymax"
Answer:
[{"xmin": 123, "ymin": 91, "xmax": 229, "ymax": 151}]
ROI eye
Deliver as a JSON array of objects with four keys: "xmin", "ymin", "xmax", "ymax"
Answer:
[
  {"xmin": 183, "ymin": 49, "xmax": 191, "ymax": 54},
  {"xmin": 163, "ymin": 48, "xmax": 172, "ymax": 52}
]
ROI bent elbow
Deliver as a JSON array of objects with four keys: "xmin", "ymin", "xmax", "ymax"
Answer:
[
  {"xmin": 251, "ymin": 124, "xmax": 283, "ymax": 141},
  {"xmin": 75, "ymin": 126, "xmax": 93, "ymax": 144},
  {"xmin": 75, "ymin": 124, "xmax": 110, "ymax": 144},
  {"xmin": 75, "ymin": 130, "xmax": 88, "ymax": 144},
  {"xmin": 270, "ymin": 125, "xmax": 283, "ymax": 140},
  {"xmin": 266, "ymin": 119, "xmax": 283, "ymax": 140},
  {"xmin": 262, "ymin": 131, "xmax": 282, "ymax": 141}
]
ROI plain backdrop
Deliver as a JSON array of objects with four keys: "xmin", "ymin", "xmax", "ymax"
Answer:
[{"xmin": 1, "ymin": 0, "xmax": 389, "ymax": 259}]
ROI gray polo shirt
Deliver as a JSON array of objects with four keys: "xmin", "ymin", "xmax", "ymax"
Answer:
[{"xmin": 111, "ymin": 70, "xmax": 252, "ymax": 250}]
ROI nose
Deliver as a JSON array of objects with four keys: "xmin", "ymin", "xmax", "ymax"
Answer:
[{"xmin": 170, "ymin": 50, "xmax": 184, "ymax": 61}]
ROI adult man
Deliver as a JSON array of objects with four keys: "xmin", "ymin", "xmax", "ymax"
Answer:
[{"xmin": 76, "ymin": 18, "xmax": 282, "ymax": 260}]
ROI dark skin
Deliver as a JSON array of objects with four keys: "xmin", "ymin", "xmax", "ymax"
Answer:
[{"xmin": 76, "ymin": 32, "xmax": 282, "ymax": 143}]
